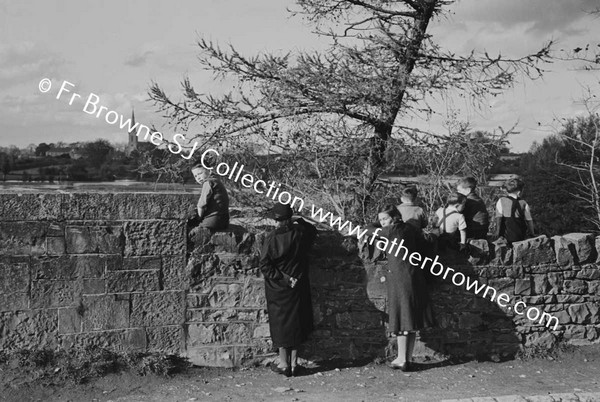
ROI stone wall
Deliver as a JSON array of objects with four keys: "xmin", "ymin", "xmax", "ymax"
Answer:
[{"xmin": 1, "ymin": 192, "xmax": 599, "ymax": 366}]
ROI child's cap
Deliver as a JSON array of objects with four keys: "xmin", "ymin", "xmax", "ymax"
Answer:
[
  {"xmin": 457, "ymin": 177, "xmax": 477, "ymax": 190},
  {"xmin": 401, "ymin": 186, "xmax": 418, "ymax": 201},
  {"xmin": 271, "ymin": 202, "xmax": 293, "ymax": 221}
]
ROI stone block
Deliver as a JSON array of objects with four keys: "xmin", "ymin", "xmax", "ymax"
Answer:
[
  {"xmin": 81, "ymin": 294, "xmax": 130, "ymax": 331},
  {"xmin": 0, "ymin": 193, "xmax": 63, "ymax": 221},
  {"xmin": 335, "ymin": 311, "xmax": 382, "ymax": 330},
  {"xmin": 130, "ymin": 291, "xmax": 185, "ymax": 327},
  {"xmin": 65, "ymin": 225, "xmax": 124, "ymax": 254},
  {"xmin": 552, "ymin": 235, "xmax": 572, "ymax": 266},
  {"xmin": 568, "ymin": 304, "xmax": 592, "ymax": 324},
  {"xmin": 563, "ymin": 233, "xmax": 595, "ymax": 264},
  {"xmin": 524, "ymin": 331, "xmax": 557, "ymax": 349},
  {"xmin": 0, "ymin": 222, "xmax": 47, "ymax": 255},
  {"xmin": 467, "ymin": 238, "xmax": 490, "ymax": 265},
  {"xmin": 532, "ymin": 274, "xmax": 550, "ymax": 295},
  {"xmin": 253, "ymin": 324, "xmax": 270, "ymax": 338},
  {"xmin": 490, "ymin": 240, "xmax": 513, "ymax": 265},
  {"xmin": 587, "ymin": 326, "xmax": 599, "ymax": 342},
  {"xmin": 58, "ymin": 308, "xmax": 82, "ymax": 334},
  {"xmin": 564, "ymin": 325, "xmax": 587, "ymax": 342},
  {"xmin": 82, "ymin": 279, "xmax": 105, "ymax": 294},
  {"xmin": 60, "ymin": 329, "xmax": 127, "ymax": 351},
  {"xmin": 0, "ymin": 309, "xmax": 59, "ymax": 351},
  {"xmin": 563, "ymin": 279, "xmax": 587, "ymax": 295},
  {"xmin": 32, "ymin": 256, "xmax": 76, "ymax": 280},
  {"xmin": 0, "ymin": 293, "xmax": 28, "ymax": 311},
  {"xmin": 112, "ymin": 193, "xmax": 196, "ymax": 220},
  {"xmin": 61, "ymin": 193, "xmax": 117, "ymax": 220},
  {"xmin": 588, "ymin": 281, "xmax": 600, "ymax": 295},
  {"xmin": 576, "ymin": 267, "xmax": 600, "ymax": 280},
  {"xmin": 458, "ymin": 313, "xmax": 483, "ymax": 329},
  {"xmin": 556, "ymin": 295, "xmax": 582, "ymax": 303},
  {"xmin": 187, "ymin": 293, "xmax": 209, "ymax": 308},
  {"xmin": 124, "ymin": 328, "xmax": 147, "ymax": 351},
  {"xmin": 547, "ymin": 272, "xmax": 563, "ymax": 294},
  {"xmin": 514, "ymin": 278, "xmax": 532, "ymax": 296},
  {"xmin": 207, "ymin": 283, "xmax": 243, "ymax": 308},
  {"xmin": 118, "ymin": 256, "xmax": 162, "ymax": 271},
  {"xmin": 240, "ymin": 278, "xmax": 265, "ymax": 308},
  {"xmin": 161, "ymin": 255, "xmax": 187, "ymax": 291},
  {"xmin": 46, "ymin": 237, "xmax": 66, "ymax": 256},
  {"xmin": 553, "ymin": 310, "xmax": 571, "ymax": 325},
  {"xmin": 123, "ymin": 221, "xmax": 185, "ymax": 256},
  {"xmin": 0, "ymin": 257, "xmax": 29, "ymax": 293},
  {"xmin": 512, "ymin": 235, "xmax": 555, "ymax": 267},
  {"xmin": 30, "ymin": 280, "xmax": 77, "ymax": 308},
  {"xmin": 106, "ymin": 270, "xmax": 160, "ymax": 293},
  {"xmin": 486, "ymin": 278, "xmax": 514, "ymax": 295},
  {"xmin": 185, "ymin": 345, "xmax": 235, "ymax": 367},
  {"xmin": 146, "ymin": 326, "xmax": 183, "ymax": 354},
  {"xmin": 596, "ymin": 236, "xmax": 600, "ymax": 263}
]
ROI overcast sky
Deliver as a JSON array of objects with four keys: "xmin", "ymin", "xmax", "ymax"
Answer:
[{"xmin": 1, "ymin": 0, "xmax": 599, "ymax": 152}]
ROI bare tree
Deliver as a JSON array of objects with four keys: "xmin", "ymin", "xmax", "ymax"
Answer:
[
  {"xmin": 555, "ymin": 88, "xmax": 600, "ymax": 229},
  {"xmin": 149, "ymin": 0, "xmax": 552, "ymax": 217}
]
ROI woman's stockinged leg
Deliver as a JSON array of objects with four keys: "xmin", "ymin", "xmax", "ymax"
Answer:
[
  {"xmin": 278, "ymin": 347, "xmax": 289, "ymax": 368},
  {"xmin": 407, "ymin": 332, "xmax": 417, "ymax": 362},
  {"xmin": 394, "ymin": 334, "xmax": 408, "ymax": 364},
  {"xmin": 290, "ymin": 348, "xmax": 298, "ymax": 368}
]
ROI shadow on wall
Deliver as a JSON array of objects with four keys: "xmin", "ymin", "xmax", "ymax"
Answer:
[
  {"xmin": 418, "ymin": 244, "xmax": 521, "ymax": 362},
  {"xmin": 183, "ymin": 217, "xmax": 600, "ymax": 367},
  {"xmin": 183, "ymin": 222, "xmax": 389, "ymax": 366}
]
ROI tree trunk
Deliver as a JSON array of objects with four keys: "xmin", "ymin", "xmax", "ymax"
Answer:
[{"xmin": 351, "ymin": 0, "xmax": 438, "ymax": 221}]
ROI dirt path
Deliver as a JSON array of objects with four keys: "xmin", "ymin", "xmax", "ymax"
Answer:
[{"xmin": 2, "ymin": 345, "xmax": 600, "ymax": 402}]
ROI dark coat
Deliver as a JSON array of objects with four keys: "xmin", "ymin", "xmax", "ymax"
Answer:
[
  {"xmin": 464, "ymin": 193, "xmax": 489, "ymax": 239},
  {"xmin": 259, "ymin": 218, "xmax": 317, "ymax": 348},
  {"xmin": 381, "ymin": 222, "xmax": 434, "ymax": 333}
]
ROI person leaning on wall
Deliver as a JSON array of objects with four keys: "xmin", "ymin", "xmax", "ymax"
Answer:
[
  {"xmin": 259, "ymin": 202, "xmax": 318, "ymax": 377},
  {"xmin": 493, "ymin": 177, "xmax": 535, "ymax": 245},
  {"xmin": 189, "ymin": 160, "xmax": 230, "ymax": 233}
]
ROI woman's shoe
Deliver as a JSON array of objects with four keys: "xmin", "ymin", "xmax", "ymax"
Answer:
[
  {"xmin": 291, "ymin": 365, "xmax": 306, "ymax": 377},
  {"xmin": 389, "ymin": 361, "xmax": 411, "ymax": 372},
  {"xmin": 270, "ymin": 364, "xmax": 292, "ymax": 377}
]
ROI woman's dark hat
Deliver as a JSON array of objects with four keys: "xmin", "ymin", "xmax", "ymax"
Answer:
[{"xmin": 271, "ymin": 203, "xmax": 293, "ymax": 221}]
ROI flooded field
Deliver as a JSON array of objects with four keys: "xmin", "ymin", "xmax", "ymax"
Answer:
[{"xmin": 0, "ymin": 180, "xmax": 201, "ymax": 193}]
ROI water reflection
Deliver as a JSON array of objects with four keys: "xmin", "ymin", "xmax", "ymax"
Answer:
[{"xmin": 0, "ymin": 180, "xmax": 200, "ymax": 192}]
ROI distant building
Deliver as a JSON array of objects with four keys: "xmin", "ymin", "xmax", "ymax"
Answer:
[
  {"xmin": 46, "ymin": 147, "xmax": 72, "ymax": 157},
  {"xmin": 126, "ymin": 109, "xmax": 138, "ymax": 156},
  {"xmin": 69, "ymin": 148, "xmax": 84, "ymax": 160}
]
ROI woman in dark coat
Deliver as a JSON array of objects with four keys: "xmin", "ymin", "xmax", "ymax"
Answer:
[
  {"xmin": 377, "ymin": 204, "xmax": 434, "ymax": 371},
  {"xmin": 259, "ymin": 203, "xmax": 317, "ymax": 377}
]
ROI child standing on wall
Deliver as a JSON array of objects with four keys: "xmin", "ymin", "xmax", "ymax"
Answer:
[
  {"xmin": 435, "ymin": 192, "xmax": 468, "ymax": 251},
  {"xmin": 396, "ymin": 186, "xmax": 428, "ymax": 231},
  {"xmin": 494, "ymin": 178, "xmax": 535, "ymax": 244},
  {"xmin": 456, "ymin": 177, "xmax": 489, "ymax": 240}
]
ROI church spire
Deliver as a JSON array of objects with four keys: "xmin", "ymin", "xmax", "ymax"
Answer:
[{"xmin": 127, "ymin": 107, "xmax": 138, "ymax": 155}]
